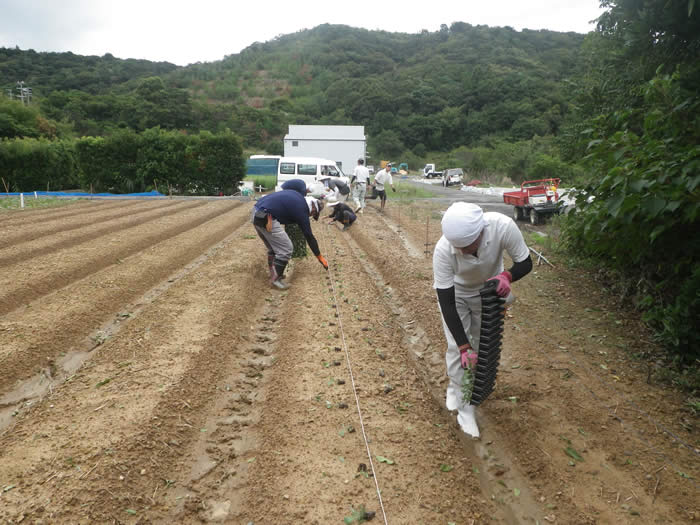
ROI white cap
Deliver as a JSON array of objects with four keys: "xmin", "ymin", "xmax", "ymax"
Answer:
[{"xmin": 441, "ymin": 202, "xmax": 484, "ymax": 248}]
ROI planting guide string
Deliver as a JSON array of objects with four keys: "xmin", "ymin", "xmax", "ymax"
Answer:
[{"xmin": 319, "ymin": 223, "xmax": 389, "ymax": 525}]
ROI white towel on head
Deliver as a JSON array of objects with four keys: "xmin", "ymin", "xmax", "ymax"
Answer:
[{"xmin": 441, "ymin": 202, "xmax": 484, "ymax": 248}]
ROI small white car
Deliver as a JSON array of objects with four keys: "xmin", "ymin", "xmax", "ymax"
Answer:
[{"xmin": 442, "ymin": 168, "xmax": 463, "ymax": 187}]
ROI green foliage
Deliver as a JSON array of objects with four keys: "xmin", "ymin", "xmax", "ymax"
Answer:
[
  {"xmin": 563, "ymin": 70, "xmax": 700, "ymax": 361},
  {"xmin": 0, "ymin": 137, "xmax": 78, "ymax": 191},
  {"xmin": 3, "ymin": 24, "xmax": 585, "ymax": 156},
  {"xmin": 0, "ymin": 98, "xmax": 61, "ymax": 139},
  {"xmin": 285, "ymin": 223, "xmax": 307, "ymax": 258},
  {"xmin": 74, "ymin": 128, "xmax": 244, "ymax": 194}
]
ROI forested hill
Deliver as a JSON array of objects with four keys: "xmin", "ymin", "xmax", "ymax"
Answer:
[
  {"xmin": 0, "ymin": 47, "xmax": 178, "ymax": 94},
  {"xmin": 175, "ymin": 23, "xmax": 585, "ymax": 152},
  {"xmin": 1, "ymin": 23, "xmax": 585, "ymax": 156}
]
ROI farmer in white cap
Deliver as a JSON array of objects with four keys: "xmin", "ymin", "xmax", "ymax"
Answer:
[
  {"xmin": 433, "ymin": 202, "xmax": 532, "ymax": 437},
  {"xmin": 372, "ymin": 162, "xmax": 396, "ymax": 212}
]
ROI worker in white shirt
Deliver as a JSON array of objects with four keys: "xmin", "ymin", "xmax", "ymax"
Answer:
[
  {"xmin": 351, "ymin": 158, "xmax": 371, "ymax": 214},
  {"xmin": 433, "ymin": 202, "xmax": 532, "ymax": 438},
  {"xmin": 373, "ymin": 162, "xmax": 395, "ymax": 211}
]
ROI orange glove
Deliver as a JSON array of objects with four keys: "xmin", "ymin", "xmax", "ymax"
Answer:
[{"xmin": 317, "ymin": 254, "xmax": 329, "ymax": 270}]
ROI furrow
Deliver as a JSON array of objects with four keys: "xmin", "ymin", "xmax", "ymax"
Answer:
[
  {"xmin": 0, "ymin": 202, "xmax": 253, "ymax": 391},
  {"xmin": 0, "ymin": 200, "xmax": 241, "ymax": 316},
  {"xmin": 0, "ymin": 200, "xmax": 184, "ymax": 247},
  {"xmin": 0, "ymin": 200, "xmax": 205, "ymax": 267},
  {"xmin": 0, "ymin": 212, "xmax": 270, "ymax": 523}
]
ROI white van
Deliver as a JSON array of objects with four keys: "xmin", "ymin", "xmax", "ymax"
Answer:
[{"xmin": 275, "ymin": 156, "xmax": 348, "ymax": 191}]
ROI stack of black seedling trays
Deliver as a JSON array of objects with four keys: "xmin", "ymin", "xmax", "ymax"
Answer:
[{"xmin": 471, "ymin": 280, "xmax": 505, "ymax": 406}]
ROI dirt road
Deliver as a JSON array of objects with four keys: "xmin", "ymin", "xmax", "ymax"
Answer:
[{"xmin": 0, "ymin": 197, "xmax": 696, "ymax": 524}]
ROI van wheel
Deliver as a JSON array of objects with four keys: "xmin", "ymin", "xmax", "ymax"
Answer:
[
  {"xmin": 529, "ymin": 209, "xmax": 539, "ymax": 225},
  {"xmin": 513, "ymin": 207, "xmax": 523, "ymax": 221}
]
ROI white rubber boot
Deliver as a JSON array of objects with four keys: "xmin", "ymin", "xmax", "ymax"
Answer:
[
  {"xmin": 445, "ymin": 383, "xmax": 460, "ymax": 411},
  {"xmin": 457, "ymin": 405, "xmax": 480, "ymax": 439}
]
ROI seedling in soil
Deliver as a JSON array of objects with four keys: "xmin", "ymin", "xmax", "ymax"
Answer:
[
  {"xmin": 344, "ymin": 505, "xmax": 375, "ymax": 523},
  {"xmin": 396, "ymin": 402, "xmax": 411, "ymax": 413},
  {"xmin": 564, "ymin": 446, "xmax": 583, "ymax": 463},
  {"xmin": 91, "ymin": 332, "xmax": 108, "ymax": 345}
]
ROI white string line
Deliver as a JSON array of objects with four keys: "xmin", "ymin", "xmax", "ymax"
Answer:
[{"xmin": 320, "ymin": 223, "xmax": 389, "ymax": 525}]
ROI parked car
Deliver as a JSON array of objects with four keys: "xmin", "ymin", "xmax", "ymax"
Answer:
[
  {"xmin": 442, "ymin": 168, "xmax": 463, "ymax": 187},
  {"xmin": 367, "ymin": 165, "xmax": 375, "ymax": 174}
]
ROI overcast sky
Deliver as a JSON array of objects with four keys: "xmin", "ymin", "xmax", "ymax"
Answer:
[{"xmin": 1, "ymin": 0, "xmax": 606, "ymax": 66}]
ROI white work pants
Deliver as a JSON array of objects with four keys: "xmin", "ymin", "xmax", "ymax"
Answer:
[
  {"xmin": 439, "ymin": 292, "xmax": 484, "ymax": 411},
  {"xmin": 353, "ymin": 183, "xmax": 367, "ymax": 209}
]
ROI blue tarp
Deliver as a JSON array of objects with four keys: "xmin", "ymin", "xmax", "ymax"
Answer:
[{"xmin": 0, "ymin": 190, "xmax": 164, "ymax": 198}]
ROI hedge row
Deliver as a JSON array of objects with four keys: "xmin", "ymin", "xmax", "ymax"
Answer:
[{"xmin": 0, "ymin": 128, "xmax": 245, "ymax": 195}]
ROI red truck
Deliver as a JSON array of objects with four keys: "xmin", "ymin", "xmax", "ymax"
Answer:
[{"xmin": 503, "ymin": 178, "xmax": 561, "ymax": 225}]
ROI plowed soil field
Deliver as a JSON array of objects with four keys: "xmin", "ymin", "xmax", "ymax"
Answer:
[{"xmin": 0, "ymin": 196, "xmax": 697, "ymax": 524}]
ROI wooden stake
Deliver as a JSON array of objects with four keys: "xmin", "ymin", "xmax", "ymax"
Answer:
[
  {"xmin": 424, "ymin": 216, "xmax": 430, "ymax": 257},
  {"xmin": 1, "ymin": 177, "xmax": 8, "ymax": 193}
]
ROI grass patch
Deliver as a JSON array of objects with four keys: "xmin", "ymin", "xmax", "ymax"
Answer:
[
  {"xmin": 0, "ymin": 196, "xmax": 84, "ymax": 211},
  {"xmin": 244, "ymin": 175, "xmax": 277, "ymax": 191},
  {"xmin": 393, "ymin": 180, "xmax": 437, "ymax": 199}
]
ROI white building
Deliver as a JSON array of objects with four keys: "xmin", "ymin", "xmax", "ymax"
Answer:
[{"xmin": 283, "ymin": 125, "xmax": 366, "ymax": 175}]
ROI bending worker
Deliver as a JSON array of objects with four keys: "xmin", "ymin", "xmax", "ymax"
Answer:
[
  {"xmin": 252, "ymin": 190, "xmax": 329, "ymax": 290},
  {"xmin": 325, "ymin": 200, "xmax": 357, "ymax": 231},
  {"xmin": 280, "ymin": 178, "xmax": 308, "ymax": 196},
  {"xmin": 319, "ymin": 175, "xmax": 350, "ymax": 202},
  {"xmin": 433, "ymin": 202, "xmax": 532, "ymax": 438}
]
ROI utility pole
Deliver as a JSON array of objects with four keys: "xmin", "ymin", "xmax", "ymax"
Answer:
[{"xmin": 15, "ymin": 81, "xmax": 32, "ymax": 105}]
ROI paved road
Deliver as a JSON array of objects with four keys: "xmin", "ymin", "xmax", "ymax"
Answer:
[{"xmin": 399, "ymin": 177, "xmax": 513, "ymax": 215}]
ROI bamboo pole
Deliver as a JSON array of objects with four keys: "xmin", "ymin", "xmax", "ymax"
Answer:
[{"xmin": 529, "ymin": 246, "xmax": 555, "ymax": 267}]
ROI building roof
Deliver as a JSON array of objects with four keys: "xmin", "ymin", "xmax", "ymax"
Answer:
[{"xmin": 285, "ymin": 125, "xmax": 365, "ymax": 141}]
